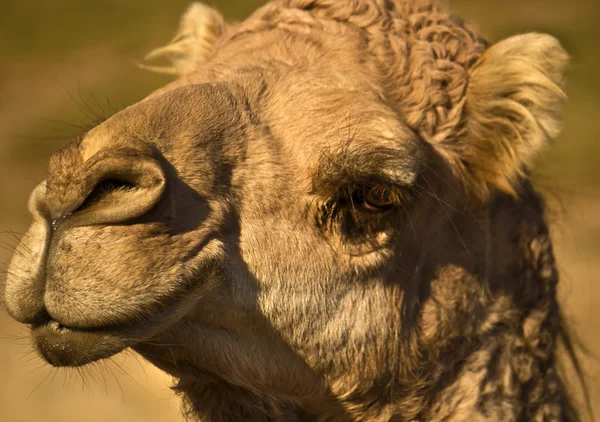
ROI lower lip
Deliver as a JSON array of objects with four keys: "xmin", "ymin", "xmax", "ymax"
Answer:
[{"xmin": 31, "ymin": 321, "xmax": 129, "ymax": 367}]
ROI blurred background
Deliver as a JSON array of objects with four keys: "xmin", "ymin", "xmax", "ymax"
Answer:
[{"xmin": 0, "ymin": 0, "xmax": 598, "ymax": 421}]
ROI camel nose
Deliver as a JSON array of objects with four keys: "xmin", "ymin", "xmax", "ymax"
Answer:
[
  {"xmin": 2, "ymin": 145, "xmax": 166, "ymax": 325},
  {"xmin": 45, "ymin": 146, "xmax": 166, "ymax": 229}
]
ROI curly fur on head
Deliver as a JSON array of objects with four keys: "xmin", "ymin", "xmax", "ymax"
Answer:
[{"xmin": 144, "ymin": 0, "xmax": 568, "ymax": 201}]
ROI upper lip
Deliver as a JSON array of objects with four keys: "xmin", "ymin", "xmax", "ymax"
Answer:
[
  {"xmin": 30, "ymin": 309, "xmax": 150, "ymax": 342},
  {"xmin": 35, "ymin": 276, "xmax": 206, "ymax": 342},
  {"xmin": 33, "ymin": 315, "xmax": 152, "ymax": 342},
  {"xmin": 40, "ymin": 320, "xmax": 118, "ymax": 334}
]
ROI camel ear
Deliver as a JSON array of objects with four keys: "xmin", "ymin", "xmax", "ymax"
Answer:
[
  {"xmin": 456, "ymin": 33, "xmax": 569, "ymax": 199},
  {"xmin": 140, "ymin": 3, "xmax": 227, "ymax": 75}
]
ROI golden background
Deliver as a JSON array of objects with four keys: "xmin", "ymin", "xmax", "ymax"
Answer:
[{"xmin": 0, "ymin": 1, "xmax": 598, "ymax": 420}]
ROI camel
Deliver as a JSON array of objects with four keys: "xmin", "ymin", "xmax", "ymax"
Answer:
[{"xmin": 1, "ymin": 0, "xmax": 581, "ymax": 420}]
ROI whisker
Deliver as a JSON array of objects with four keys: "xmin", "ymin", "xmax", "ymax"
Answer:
[
  {"xmin": 49, "ymin": 367, "xmax": 60, "ymax": 384},
  {"xmin": 19, "ymin": 349, "xmax": 38, "ymax": 362},
  {"xmin": 107, "ymin": 354, "xmax": 148, "ymax": 394},
  {"xmin": 63, "ymin": 368, "xmax": 73, "ymax": 391},
  {"xmin": 420, "ymin": 176, "xmax": 470, "ymax": 254},
  {"xmin": 26, "ymin": 366, "xmax": 53, "ymax": 400},
  {"xmin": 0, "ymin": 244, "xmax": 25, "ymax": 256},
  {"xmin": 97, "ymin": 360, "xmax": 110, "ymax": 396},
  {"xmin": 76, "ymin": 366, "xmax": 91, "ymax": 394},
  {"xmin": 399, "ymin": 202, "xmax": 417, "ymax": 239},
  {"xmin": 83, "ymin": 363, "xmax": 104, "ymax": 393},
  {"xmin": 105, "ymin": 359, "xmax": 126, "ymax": 404},
  {"xmin": 128, "ymin": 350, "xmax": 149, "ymax": 384}
]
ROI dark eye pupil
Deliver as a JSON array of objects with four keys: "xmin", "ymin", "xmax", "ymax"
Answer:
[{"xmin": 362, "ymin": 187, "xmax": 393, "ymax": 210}]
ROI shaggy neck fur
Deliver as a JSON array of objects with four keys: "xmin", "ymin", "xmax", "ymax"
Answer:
[{"xmin": 135, "ymin": 185, "xmax": 571, "ymax": 422}]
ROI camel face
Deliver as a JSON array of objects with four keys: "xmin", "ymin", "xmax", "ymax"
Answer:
[
  {"xmin": 1, "ymin": 1, "xmax": 576, "ymax": 420},
  {"xmin": 3, "ymin": 54, "xmax": 425, "ymax": 368}
]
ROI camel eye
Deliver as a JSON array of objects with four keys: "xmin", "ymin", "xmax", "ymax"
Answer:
[{"xmin": 357, "ymin": 186, "xmax": 396, "ymax": 211}]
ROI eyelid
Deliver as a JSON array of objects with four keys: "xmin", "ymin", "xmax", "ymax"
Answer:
[
  {"xmin": 312, "ymin": 140, "xmax": 422, "ymax": 197},
  {"xmin": 354, "ymin": 184, "xmax": 410, "ymax": 211}
]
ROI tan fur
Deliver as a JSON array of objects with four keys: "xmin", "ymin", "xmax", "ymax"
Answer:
[
  {"xmin": 1, "ymin": 1, "xmax": 577, "ymax": 420},
  {"xmin": 461, "ymin": 33, "xmax": 569, "ymax": 198}
]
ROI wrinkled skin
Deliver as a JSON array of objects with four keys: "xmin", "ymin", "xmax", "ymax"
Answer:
[{"xmin": 1, "ymin": 0, "xmax": 576, "ymax": 421}]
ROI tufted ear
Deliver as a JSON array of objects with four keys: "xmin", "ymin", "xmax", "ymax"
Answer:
[
  {"xmin": 140, "ymin": 3, "xmax": 228, "ymax": 75},
  {"xmin": 450, "ymin": 33, "xmax": 569, "ymax": 199}
]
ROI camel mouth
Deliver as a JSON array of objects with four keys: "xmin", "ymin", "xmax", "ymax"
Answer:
[
  {"xmin": 31, "ymin": 320, "xmax": 136, "ymax": 367},
  {"xmin": 31, "ymin": 282, "xmax": 205, "ymax": 367}
]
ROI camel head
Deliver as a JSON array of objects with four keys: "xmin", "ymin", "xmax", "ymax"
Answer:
[{"xmin": 2, "ymin": 1, "xmax": 572, "ymax": 420}]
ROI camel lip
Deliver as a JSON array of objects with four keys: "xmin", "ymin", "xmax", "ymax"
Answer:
[
  {"xmin": 32, "ymin": 319, "xmax": 134, "ymax": 335},
  {"xmin": 29, "ymin": 313, "xmax": 147, "ymax": 338},
  {"xmin": 30, "ymin": 285, "xmax": 204, "ymax": 367},
  {"xmin": 31, "ymin": 319, "xmax": 134, "ymax": 367}
]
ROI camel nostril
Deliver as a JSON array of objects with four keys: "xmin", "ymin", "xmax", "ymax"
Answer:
[
  {"xmin": 75, "ymin": 178, "xmax": 138, "ymax": 214},
  {"xmin": 66, "ymin": 150, "xmax": 166, "ymax": 227},
  {"xmin": 44, "ymin": 147, "xmax": 167, "ymax": 228}
]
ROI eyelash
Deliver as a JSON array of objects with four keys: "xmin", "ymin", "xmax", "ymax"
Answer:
[
  {"xmin": 315, "ymin": 184, "xmax": 408, "ymax": 235},
  {"xmin": 352, "ymin": 186, "xmax": 400, "ymax": 211}
]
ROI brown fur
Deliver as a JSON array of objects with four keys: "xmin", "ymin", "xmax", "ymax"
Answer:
[{"xmin": 1, "ymin": 0, "xmax": 577, "ymax": 420}]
